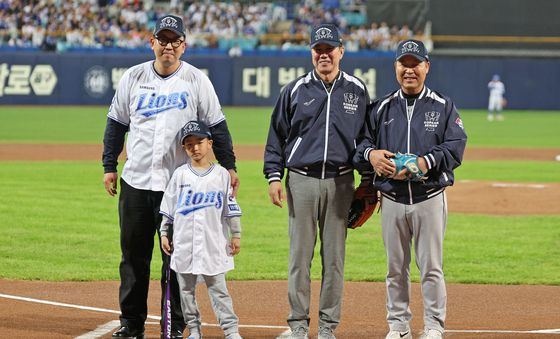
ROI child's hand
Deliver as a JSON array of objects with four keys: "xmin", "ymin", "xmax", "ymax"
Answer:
[
  {"xmin": 161, "ymin": 236, "xmax": 173, "ymax": 256},
  {"xmin": 229, "ymin": 237, "xmax": 241, "ymax": 256}
]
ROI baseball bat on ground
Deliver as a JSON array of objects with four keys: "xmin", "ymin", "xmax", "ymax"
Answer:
[{"xmin": 162, "ymin": 255, "xmax": 172, "ymax": 339}]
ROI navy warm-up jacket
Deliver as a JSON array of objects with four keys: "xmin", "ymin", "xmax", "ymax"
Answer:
[
  {"xmin": 264, "ymin": 70, "xmax": 370, "ymax": 182},
  {"xmin": 354, "ymin": 86, "xmax": 468, "ymax": 204}
]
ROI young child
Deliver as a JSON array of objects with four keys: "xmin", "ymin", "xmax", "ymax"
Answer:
[{"xmin": 160, "ymin": 120, "xmax": 242, "ymax": 339}]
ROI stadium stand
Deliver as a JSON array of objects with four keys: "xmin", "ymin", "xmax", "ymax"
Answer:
[{"xmin": 0, "ymin": 0, "xmax": 426, "ymax": 55}]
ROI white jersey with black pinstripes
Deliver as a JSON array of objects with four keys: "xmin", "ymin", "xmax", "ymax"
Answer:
[{"xmin": 108, "ymin": 60, "xmax": 225, "ymax": 192}]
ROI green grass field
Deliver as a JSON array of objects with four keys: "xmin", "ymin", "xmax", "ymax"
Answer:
[{"xmin": 0, "ymin": 106, "xmax": 559, "ymax": 284}]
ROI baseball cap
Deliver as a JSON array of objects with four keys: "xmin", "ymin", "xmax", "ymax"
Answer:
[
  {"xmin": 395, "ymin": 39, "xmax": 429, "ymax": 62},
  {"xmin": 180, "ymin": 121, "xmax": 212, "ymax": 144},
  {"xmin": 492, "ymin": 74, "xmax": 500, "ymax": 81},
  {"xmin": 310, "ymin": 24, "xmax": 343, "ymax": 48},
  {"xmin": 154, "ymin": 15, "xmax": 185, "ymax": 38}
]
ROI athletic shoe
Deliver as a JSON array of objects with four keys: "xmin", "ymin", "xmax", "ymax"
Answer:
[
  {"xmin": 318, "ymin": 326, "xmax": 336, "ymax": 339},
  {"xmin": 288, "ymin": 326, "xmax": 309, "ymax": 339},
  {"xmin": 112, "ymin": 326, "xmax": 145, "ymax": 339},
  {"xmin": 419, "ymin": 329, "xmax": 443, "ymax": 339},
  {"xmin": 225, "ymin": 333, "xmax": 243, "ymax": 339},
  {"xmin": 385, "ymin": 329, "xmax": 412, "ymax": 339},
  {"xmin": 186, "ymin": 327, "xmax": 202, "ymax": 339},
  {"xmin": 487, "ymin": 115, "xmax": 494, "ymax": 121}
]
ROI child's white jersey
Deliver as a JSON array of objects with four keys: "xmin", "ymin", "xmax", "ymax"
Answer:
[{"xmin": 160, "ymin": 163, "xmax": 241, "ymax": 275}]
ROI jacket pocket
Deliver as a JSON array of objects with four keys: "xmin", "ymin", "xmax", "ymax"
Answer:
[{"xmin": 287, "ymin": 137, "xmax": 303, "ymax": 164}]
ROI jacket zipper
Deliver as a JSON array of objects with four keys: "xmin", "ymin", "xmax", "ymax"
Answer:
[
  {"xmin": 322, "ymin": 79, "xmax": 335, "ymax": 179},
  {"xmin": 406, "ymin": 98, "xmax": 415, "ymax": 204}
]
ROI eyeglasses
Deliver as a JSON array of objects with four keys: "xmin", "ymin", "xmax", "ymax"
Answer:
[{"xmin": 155, "ymin": 36, "xmax": 184, "ymax": 48}]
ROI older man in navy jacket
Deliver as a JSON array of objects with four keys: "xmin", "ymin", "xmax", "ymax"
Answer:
[
  {"xmin": 354, "ymin": 39, "xmax": 467, "ymax": 339},
  {"xmin": 264, "ymin": 23, "xmax": 371, "ymax": 339}
]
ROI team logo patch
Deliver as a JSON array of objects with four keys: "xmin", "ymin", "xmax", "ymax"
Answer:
[
  {"xmin": 160, "ymin": 16, "xmax": 179, "ymax": 29},
  {"xmin": 136, "ymin": 91, "xmax": 189, "ymax": 117},
  {"xmin": 401, "ymin": 41, "xmax": 421, "ymax": 54},
  {"xmin": 343, "ymin": 92, "xmax": 359, "ymax": 114},
  {"xmin": 424, "ymin": 111, "xmax": 440, "ymax": 131},
  {"xmin": 183, "ymin": 121, "xmax": 202, "ymax": 134},
  {"xmin": 176, "ymin": 189, "xmax": 224, "ymax": 216},
  {"xmin": 455, "ymin": 117, "xmax": 464, "ymax": 129},
  {"xmin": 315, "ymin": 27, "xmax": 334, "ymax": 41}
]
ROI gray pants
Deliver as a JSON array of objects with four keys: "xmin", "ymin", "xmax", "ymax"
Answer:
[
  {"xmin": 381, "ymin": 192, "xmax": 447, "ymax": 333},
  {"xmin": 285, "ymin": 171, "xmax": 354, "ymax": 331},
  {"xmin": 176, "ymin": 273, "xmax": 239, "ymax": 336}
]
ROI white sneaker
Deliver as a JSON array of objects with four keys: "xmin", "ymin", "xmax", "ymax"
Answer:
[
  {"xmin": 419, "ymin": 329, "xmax": 443, "ymax": 339},
  {"xmin": 288, "ymin": 326, "xmax": 309, "ymax": 339},
  {"xmin": 487, "ymin": 114, "xmax": 494, "ymax": 121},
  {"xmin": 385, "ymin": 329, "xmax": 412, "ymax": 339},
  {"xmin": 496, "ymin": 114, "xmax": 504, "ymax": 121},
  {"xmin": 318, "ymin": 326, "xmax": 336, "ymax": 339},
  {"xmin": 187, "ymin": 327, "xmax": 202, "ymax": 339}
]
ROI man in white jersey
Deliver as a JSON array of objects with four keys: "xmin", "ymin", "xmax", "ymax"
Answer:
[
  {"xmin": 487, "ymin": 74, "xmax": 506, "ymax": 121},
  {"xmin": 102, "ymin": 14, "xmax": 239, "ymax": 339}
]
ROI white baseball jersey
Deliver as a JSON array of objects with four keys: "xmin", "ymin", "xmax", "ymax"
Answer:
[
  {"xmin": 488, "ymin": 80, "xmax": 505, "ymax": 111},
  {"xmin": 160, "ymin": 163, "xmax": 242, "ymax": 276},
  {"xmin": 108, "ymin": 60, "xmax": 225, "ymax": 191}
]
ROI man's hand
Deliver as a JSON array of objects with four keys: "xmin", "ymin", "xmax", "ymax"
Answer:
[
  {"xmin": 228, "ymin": 169, "xmax": 240, "ymax": 197},
  {"xmin": 268, "ymin": 181, "xmax": 284, "ymax": 208},
  {"xmin": 161, "ymin": 236, "xmax": 173, "ymax": 256},
  {"xmin": 418, "ymin": 156, "xmax": 428, "ymax": 174},
  {"xmin": 390, "ymin": 153, "xmax": 429, "ymax": 181},
  {"xmin": 104, "ymin": 172, "xmax": 118, "ymax": 196},
  {"xmin": 368, "ymin": 149, "xmax": 396, "ymax": 177},
  {"xmin": 229, "ymin": 237, "xmax": 241, "ymax": 256}
]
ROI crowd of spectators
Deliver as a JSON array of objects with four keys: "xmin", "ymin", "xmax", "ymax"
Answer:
[{"xmin": 0, "ymin": 0, "xmax": 427, "ymax": 54}]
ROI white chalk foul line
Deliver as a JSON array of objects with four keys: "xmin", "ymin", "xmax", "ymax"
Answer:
[
  {"xmin": 0, "ymin": 293, "xmax": 289, "ymax": 329},
  {"xmin": 446, "ymin": 329, "xmax": 560, "ymax": 334},
  {"xmin": 491, "ymin": 182, "xmax": 546, "ymax": 189},
  {"xmin": 458, "ymin": 180, "xmax": 548, "ymax": 189},
  {"xmin": 75, "ymin": 320, "xmax": 121, "ymax": 339}
]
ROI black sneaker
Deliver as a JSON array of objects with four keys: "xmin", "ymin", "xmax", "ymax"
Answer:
[{"xmin": 112, "ymin": 326, "xmax": 145, "ymax": 339}]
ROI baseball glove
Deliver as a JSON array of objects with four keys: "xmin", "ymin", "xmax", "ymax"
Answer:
[
  {"xmin": 347, "ymin": 185, "xmax": 378, "ymax": 229},
  {"xmin": 392, "ymin": 152, "xmax": 427, "ymax": 181}
]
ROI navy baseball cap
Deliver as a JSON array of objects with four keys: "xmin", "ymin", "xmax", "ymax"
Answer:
[
  {"xmin": 310, "ymin": 24, "xmax": 342, "ymax": 48},
  {"xmin": 154, "ymin": 15, "xmax": 185, "ymax": 38},
  {"xmin": 180, "ymin": 121, "xmax": 212, "ymax": 143},
  {"xmin": 395, "ymin": 39, "xmax": 429, "ymax": 62}
]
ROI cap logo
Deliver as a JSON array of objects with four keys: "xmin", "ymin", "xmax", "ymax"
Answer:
[
  {"xmin": 401, "ymin": 41, "xmax": 421, "ymax": 54},
  {"xmin": 315, "ymin": 27, "xmax": 334, "ymax": 41},
  {"xmin": 160, "ymin": 16, "xmax": 179, "ymax": 29},
  {"xmin": 183, "ymin": 121, "xmax": 201, "ymax": 134}
]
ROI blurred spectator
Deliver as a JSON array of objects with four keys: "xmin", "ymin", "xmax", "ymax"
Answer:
[{"xmin": 228, "ymin": 42, "xmax": 242, "ymax": 57}]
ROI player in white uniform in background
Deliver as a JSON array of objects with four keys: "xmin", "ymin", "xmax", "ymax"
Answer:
[
  {"xmin": 160, "ymin": 121, "xmax": 242, "ymax": 339},
  {"xmin": 102, "ymin": 15, "xmax": 239, "ymax": 339},
  {"xmin": 487, "ymin": 74, "xmax": 506, "ymax": 121}
]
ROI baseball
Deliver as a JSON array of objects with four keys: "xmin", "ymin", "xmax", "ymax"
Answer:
[{"xmin": 555, "ymin": 155, "xmax": 560, "ymax": 161}]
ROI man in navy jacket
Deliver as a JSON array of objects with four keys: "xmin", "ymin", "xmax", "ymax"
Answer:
[
  {"xmin": 354, "ymin": 39, "xmax": 467, "ymax": 339},
  {"xmin": 264, "ymin": 23, "xmax": 371, "ymax": 339}
]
